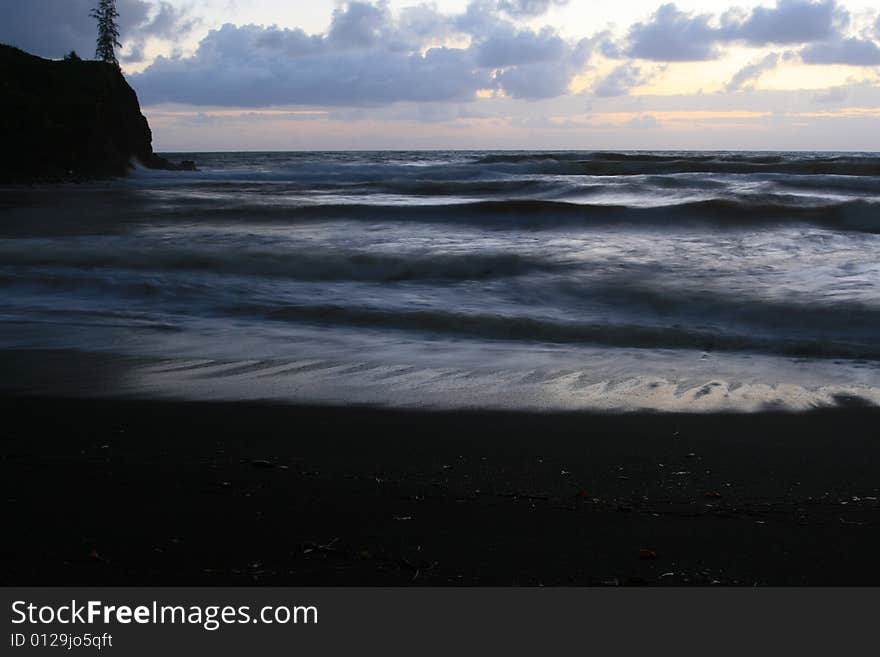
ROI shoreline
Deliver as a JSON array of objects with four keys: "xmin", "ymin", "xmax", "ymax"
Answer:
[
  {"xmin": 3, "ymin": 395, "xmax": 880, "ymax": 586},
  {"xmin": 1, "ymin": 347, "xmax": 877, "ymax": 414}
]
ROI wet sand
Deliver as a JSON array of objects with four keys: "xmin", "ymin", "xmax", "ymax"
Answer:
[{"xmin": 2, "ymin": 395, "xmax": 880, "ymax": 586}]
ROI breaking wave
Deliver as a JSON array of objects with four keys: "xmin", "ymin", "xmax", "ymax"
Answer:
[
  {"xmin": 3, "ymin": 148, "xmax": 880, "ymax": 408},
  {"xmin": 140, "ymin": 197, "xmax": 880, "ymax": 234}
]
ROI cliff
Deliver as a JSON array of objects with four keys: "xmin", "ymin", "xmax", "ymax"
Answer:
[{"xmin": 0, "ymin": 44, "xmax": 193, "ymax": 183}]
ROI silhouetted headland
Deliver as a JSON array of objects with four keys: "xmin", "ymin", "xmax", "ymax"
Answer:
[{"xmin": 0, "ymin": 44, "xmax": 194, "ymax": 183}]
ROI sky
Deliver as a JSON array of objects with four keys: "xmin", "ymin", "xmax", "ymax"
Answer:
[{"xmin": 1, "ymin": 0, "xmax": 880, "ymax": 151}]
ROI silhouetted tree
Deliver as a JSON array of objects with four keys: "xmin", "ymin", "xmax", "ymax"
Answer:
[
  {"xmin": 64, "ymin": 51, "xmax": 82, "ymax": 61},
  {"xmin": 90, "ymin": 0, "xmax": 121, "ymax": 65}
]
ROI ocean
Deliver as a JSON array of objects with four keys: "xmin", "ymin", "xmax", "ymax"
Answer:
[{"xmin": 1, "ymin": 150, "xmax": 879, "ymax": 410}]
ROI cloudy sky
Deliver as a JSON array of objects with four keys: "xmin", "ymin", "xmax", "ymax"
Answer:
[{"xmin": 2, "ymin": 0, "xmax": 880, "ymax": 150}]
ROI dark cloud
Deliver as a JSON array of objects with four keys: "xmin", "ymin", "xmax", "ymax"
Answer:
[
  {"xmin": 464, "ymin": 0, "xmax": 594, "ymax": 98},
  {"xmin": 135, "ymin": 23, "xmax": 491, "ymax": 106},
  {"xmin": 134, "ymin": 1, "xmax": 199, "ymax": 40},
  {"xmin": 726, "ymin": 53, "xmax": 781, "ymax": 91},
  {"xmin": 626, "ymin": 4, "xmax": 721, "ymax": 61},
  {"xmin": 133, "ymin": 1, "xmax": 594, "ymax": 106},
  {"xmin": 395, "ymin": 4, "xmax": 456, "ymax": 46},
  {"xmin": 496, "ymin": 0, "xmax": 569, "ymax": 18},
  {"xmin": 722, "ymin": 0, "xmax": 847, "ymax": 46},
  {"xmin": 327, "ymin": 0, "xmax": 391, "ymax": 48},
  {"xmin": 123, "ymin": 2, "xmax": 201, "ymax": 63},
  {"xmin": 0, "ymin": 0, "xmax": 194, "ymax": 60},
  {"xmin": 626, "ymin": 1, "xmax": 853, "ymax": 62},
  {"xmin": 8, "ymin": 0, "xmax": 875, "ymax": 115},
  {"xmin": 495, "ymin": 61, "xmax": 575, "ymax": 98},
  {"xmin": 800, "ymin": 36, "xmax": 880, "ymax": 65},
  {"xmin": 454, "ymin": 1, "xmax": 506, "ymax": 38},
  {"xmin": 593, "ymin": 63, "xmax": 655, "ymax": 97},
  {"xmin": 725, "ymin": 51, "xmax": 796, "ymax": 91},
  {"xmin": 487, "ymin": 28, "xmax": 595, "ymax": 98},
  {"xmin": 474, "ymin": 26, "xmax": 568, "ymax": 67}
]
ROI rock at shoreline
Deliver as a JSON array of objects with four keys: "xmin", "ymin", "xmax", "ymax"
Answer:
[{"xmin": 0, "ymin": 44, "xmax": 195, "ymax": 183}]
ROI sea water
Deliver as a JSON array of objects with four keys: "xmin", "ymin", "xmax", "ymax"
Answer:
[{"xmin": 1, "ymin": 150, "xmax": 879, "ymax": 410}]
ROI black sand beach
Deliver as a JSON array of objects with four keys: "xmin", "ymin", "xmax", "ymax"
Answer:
[{"xmin": 3, "ymin": 395, "xmax": 880, "ymax": 586}]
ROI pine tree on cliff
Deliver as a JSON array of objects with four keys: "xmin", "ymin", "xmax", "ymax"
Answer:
[{"xmin": 90, "ymin": 0, "xmax": 121, "ymax": 66}]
